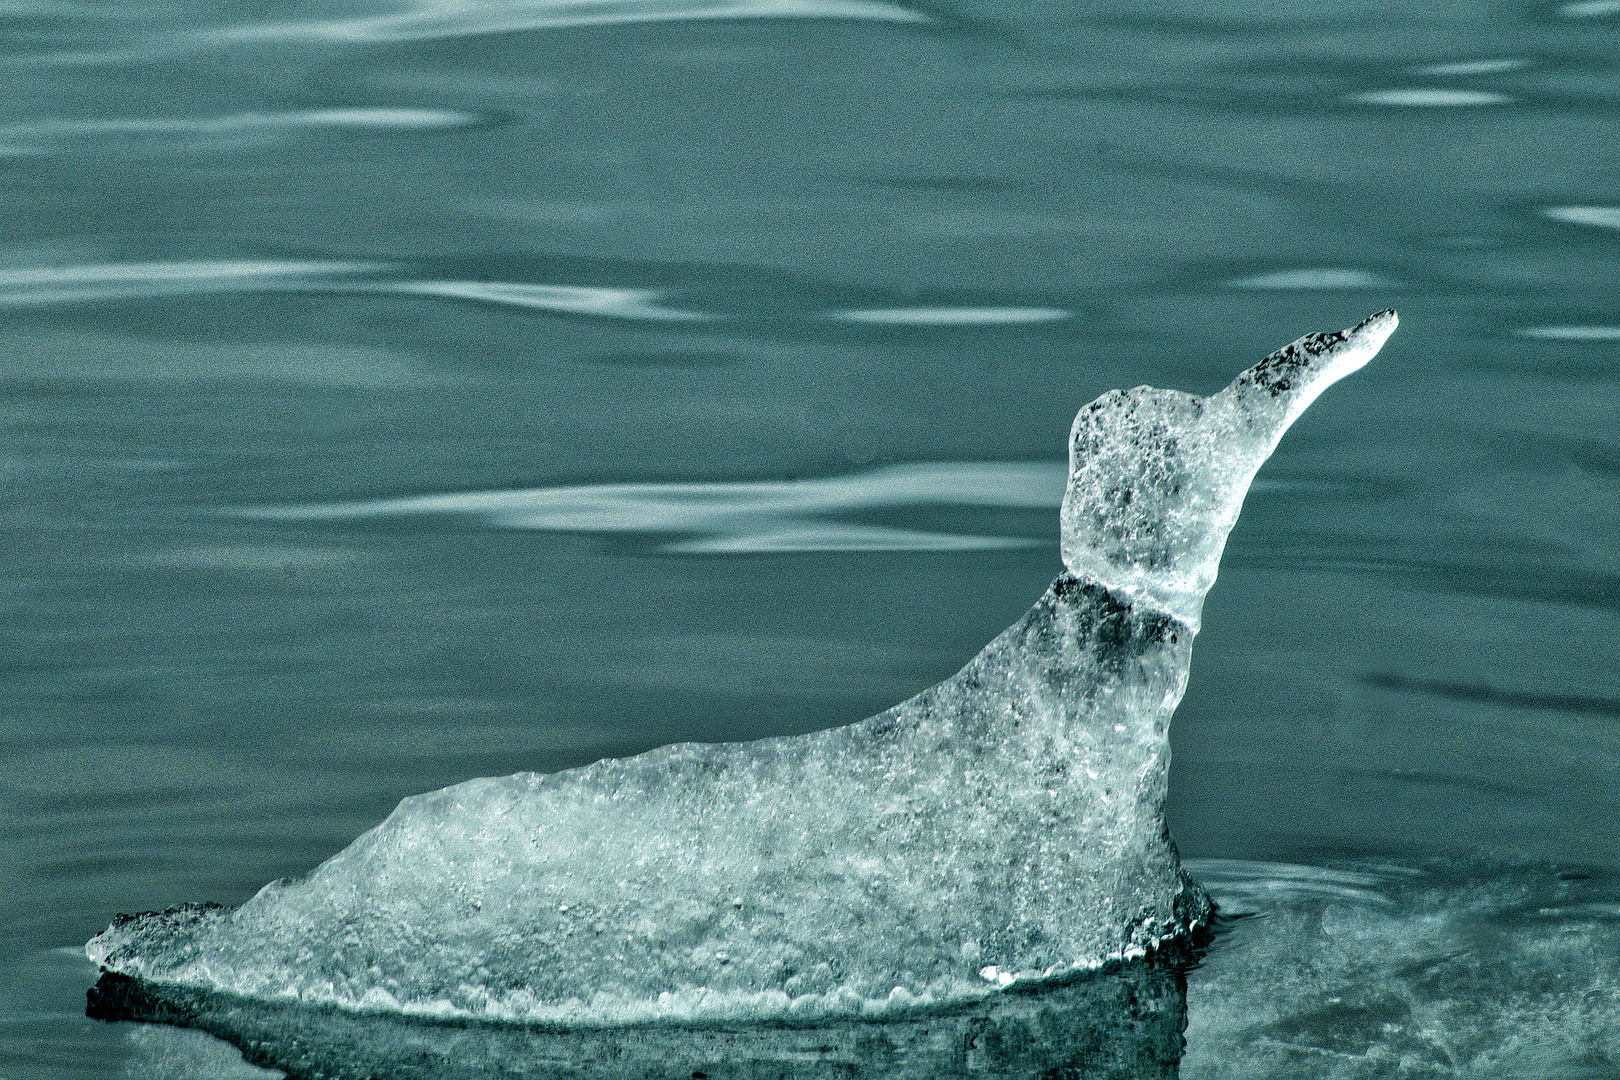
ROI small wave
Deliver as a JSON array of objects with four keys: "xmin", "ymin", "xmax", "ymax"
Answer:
[
  {"xmin": 0, "ymin": 262, "xmax": 711, "ymax": 321},
  {"xmin": 373, "ymin": 280, "xmax": 709, "ymax": 321},
  {"xmin": 142, "ymin": 545, "xmax": 364, "ymax": 571},
  {"xmin": 829, "ymin": 307, "xmax": 1072, "ymax": 326},
  {"xmin": 665, "ymin": 523, "xmax": 1036, "ymax": 553},
  {"xmin": 1544, "ymin": 205, "xmax": 1620, "ymax": 229},
  {"xmin": 1184, "ymin": 859, "xmax": 1402, "ymax": 911},
  {"xmin": 1517, "ymin": 325, "xmax": 1620, "ymax": 341},
  {"xmin": 1561, "ymin": 0, "xmax": 1620, "ymax": 16},
  {"xmin": 0, "ymin": 108, "xmax": 478, "ymax": 152},
  {"xmin": 1349, "ymin": 88, "xmax": 1514, "ymax": 106},
  {"xmin": 1227, "ymin": 268, "xmax": 1387, "ymax": 290},
  {"xmin": 1408, "ymin": 59, "xmax": 1527, "ymax": 76},
  {"xmin": 0, "ymin": 259, "xmax": 380, "ymax": 306},
  {"xmin": 209, "ymin": 0, "xmax": 928, "ymax": 44},
  {"xmin": 1184, "ymin": 859, "xmax": 1620, "ymax": 1080},
  {"xmin": 239, "ymin": 462, "xmax": 1068, "ymax": 554}
]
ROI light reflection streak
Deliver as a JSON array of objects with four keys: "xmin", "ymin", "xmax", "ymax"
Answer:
[{"xmin": 239, "ymin": 462, "xmax": 1070, "ymax": 553}]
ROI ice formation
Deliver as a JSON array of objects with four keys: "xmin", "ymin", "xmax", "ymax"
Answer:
[{"xmin": 87, "ymin": 312, "xmax": 1397, "ymax": 1039}]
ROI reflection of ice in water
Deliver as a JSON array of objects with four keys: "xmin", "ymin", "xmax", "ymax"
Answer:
[
  {"xmin": 243, "ymin": 462, "xmax": 1068, "ymax": 553},
  {"xmin": 89, "ymin": 315, "xmax": 1397, "ymax": 1073},
  {"xmin": 209, "ymin": 0, "xmax": 927, "ymax": 43},
  {"xmin": 120, "ymin": 1025, "xmax": 285, "ymax": 1080}
]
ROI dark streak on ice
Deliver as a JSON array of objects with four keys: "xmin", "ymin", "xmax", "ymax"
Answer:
[{"xmin": 1238, "ymin": 309, "xmax": 1396, "ymax": 398}]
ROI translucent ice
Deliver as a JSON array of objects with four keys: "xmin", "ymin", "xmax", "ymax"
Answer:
[{"xmin": 87, "ymin": 312, "xmax": 1397, "ymax": 1033}]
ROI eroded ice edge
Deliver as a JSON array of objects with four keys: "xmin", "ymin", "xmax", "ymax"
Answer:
[{"xmin": 87, "ymin": 312, "xmax": 1398, "ymax": 1030}]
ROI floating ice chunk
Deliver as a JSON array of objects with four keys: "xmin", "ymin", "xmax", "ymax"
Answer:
[{"xmin": 87, "ymin": 313, "xmax": 1398, "ymax": 1040}]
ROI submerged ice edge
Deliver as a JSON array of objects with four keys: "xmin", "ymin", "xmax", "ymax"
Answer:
[{"xmin": 86, "ymin": 916, "xmax": 1195, "ymax": 1029}]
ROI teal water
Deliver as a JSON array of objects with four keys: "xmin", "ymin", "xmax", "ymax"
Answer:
[{"xmin": 3, "ymin": 0, "xmax": 1619, "ymax": 1075}]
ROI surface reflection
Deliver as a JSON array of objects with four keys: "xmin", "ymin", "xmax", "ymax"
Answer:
[
  {"xmin": 239, "ymin": 461, "xmax": 1067, "ymax": 553},
  {"xmin": 208, "ymin": 0, "xmax": 929, "ymax": 43}
]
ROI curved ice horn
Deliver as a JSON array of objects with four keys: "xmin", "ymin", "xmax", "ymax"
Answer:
[{"xmin": 1061, "ymin": 309, "xmax": 1397, "ymax": 631}]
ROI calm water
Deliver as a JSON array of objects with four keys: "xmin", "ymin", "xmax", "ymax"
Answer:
[{"xmin": 4, "ymin": 0, "xmax": 1619, "ymax": 1076}]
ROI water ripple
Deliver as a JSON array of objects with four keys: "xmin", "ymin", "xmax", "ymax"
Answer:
[
  {"xmin": 374, "ymin": 280, "xmax": 710, "ymax": 321},
  {"xmin": 1349, "ymin": 88, "xmax": 1514, "ymax": 106},
  {"xmin": 238, "ymin": 461, "xmax": 1068, "ymax": 554},
  {"xmin": 1183, "ymin": 859, "xmax": 1405, "ymax": 910},
  {"xmin": 829, "ymin": 307, "xmax": 1071, "ymax": 326},
  {"xmin": 1228, "ymin": 268, "xmax": 1388, "ymax": 290},
  {"xmin": 0, "ymin": 109, "xmax": 480, "ymax": 154},
  {"xmin": 0, "ymin": 259, "xmax": 379, "ymax": 306},
  {"xmin": 0, "ymin": 259, "xmax": 1082, "ymax": 328},
  {"xmin": 1561, "ymin": 0, "xmax": 1620, "ymax": 16},
  {"xmin": 1545, "ymin": 205, "xmax": 1620, "ymax": 229},
  {"xmin": 208, "ymin": 0, "xmax": 927, "ymax": 43},
  {"xmin": 1408, "ymin": 59, "xmax": 1527, "ymax": 76},
  {"xmin": 1517, "ymin": 325, "xmax": 1620, "ymax": 341}
]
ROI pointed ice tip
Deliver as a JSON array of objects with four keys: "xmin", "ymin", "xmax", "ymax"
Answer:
[
  {"xmin": 1061, "ymin": 310, "xmax": 1398, "ymax": 630},
  {"xmin": 1221, "ymin": 309, "xmax": 1398, "ymax": 428}
]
